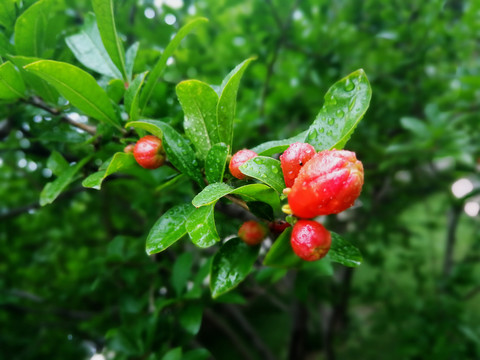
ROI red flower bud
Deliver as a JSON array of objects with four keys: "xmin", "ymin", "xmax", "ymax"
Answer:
[
  {"xmin": 229, "ymin": 149, "xmax": 258, "ymax": 180},
  {"xmin": 288, "ymin": 150, "xmax": 364, "ymax": 218},
  {"xmin": 238, "ymin": 220, "xmax": 267, "ymax": 246},
  {"xmin": 268, "ymin": 220, "xmax": 291, "ymax": 235},
  {"xmin": 133, "ymin": 135, "xmax": 166, "ymax": 169},
  {"xmin": 290, "ymin": 220, "xmax": 331, "ymax": 261},
  {"xmin": 280, "ymin": 142, "xmax": 316, "ymax": 187}
]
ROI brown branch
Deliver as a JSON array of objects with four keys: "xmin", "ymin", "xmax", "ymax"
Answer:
[{"xmin": 25, "ymin": 96, "xmax": 98, "ymax": 135}]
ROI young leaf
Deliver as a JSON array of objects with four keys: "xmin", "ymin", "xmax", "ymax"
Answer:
[
  {"xmin": 186, "ymin": 204, "xmax": 220, "ymax": 248},
  {"xmin": 305, "ymin": 69, "xmax": 372, "ymax": 150},
  {"xmin": 125, "ymin": 72, "xmax": 148, "ymax": 121},
  {"xmin": 263, "ymin": 228, "xmax": 302, "ymax": 268},
  {"xmin": 176, "ymin": 80, "xmax": 220, "ymax": 159},
  {"xmin": 24, "ymin": 60, "xmax": 121, "ymax": 129},
  {"xmin": 125, "ymin": 41, "xmax": 139, "ymax": 81},
  {"xmin": 217, "ymin": 58, "xmax": 255, "ymax": 149},
  {"xmin": 91, "ymin": 0, "xmax": 128, "ymax": 80},
  {"xmin": 140, "ymin": 17, "xmax": 208, "ymax": 109},
  {"xmin": 46, "ymin": 151, "xmax": 69, "ymax": 176},
  {"xmin": 9, "ymin": 56, "xmax": 59, "ymax": 104},
  {"xmin": 146, "ymin": 203, "xmax": 195, "ymax": 255},
  {"xmin": 82, "ymin": 152, "xmax": 136, "ymax": 190},
  {"xmin": 0, "ymin": 61, "xmax": 26, "ymax": 100},
  {"xmin": 14, "ymin": 0, "xmax": 62, "ymax": 57},
  {"xmin": 251, "ymin": 131, "xmax": 307, "ymax": 156},
  {"xmin": 205, "ymin": 143, "xmax": 229, "ymax": 184},
  {"xmin": 210, "ymin": 238, "xmax": 259, "ymax": 298},
  {"xmin": 239, "ymin": 156, "xmax": 285, "ymax": 193},
  {"xmin": 192, "ymin": 183, "xmax": 279, "ymax": 210},
  {"xmin": 65, "ymin": 13, "xmax": 122, "ymax": 79},
  {"xmin": 125, "ymin": 120, "xmax": 204, "ymax": 187},
  {"xmin": 40, "ymin": 156, "xmax": 92, "ymax": 206},
  {"xmin": 327, "ymin": 232, "xmax": 363, "ymax": 267}
]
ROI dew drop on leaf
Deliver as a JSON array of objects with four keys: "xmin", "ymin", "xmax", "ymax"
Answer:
[
  {"xmin": 328, "ymin": 118, "xmax": 335, "ymax": 125},
  {"xmin": 345, "ymin": 78, "xmax": 355, "ymax": 92},
  {"xmin": 336, "ymin": 109, "xmax": 345, "ymax": 118}
]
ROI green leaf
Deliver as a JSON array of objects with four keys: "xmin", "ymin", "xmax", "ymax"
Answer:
[
  {"xmin": 125, "ymin": 72, "xmax": 148, "ymax": 122},
  {"xmin": 125, "ymin": 41, "xmax": 139, "ymax": 81},
  {"xmin": 176, "ymin": 80, "xmax": 220, "ymax": 159},
  {"xmin": 140, "ymin": 17, "xmax": 208, "ymax": 109},
  {"xmin": 327, "ymin": 232, "xmax": 363, "ymax": 267},
  {"xmin": 145, "ymin": 203, "xmax": 195, "ymax": 255},
  {"xmin": 46, "ymin": 151, "xmax": 69, "ymax": 176},
  {"xmin": 161, "ymin": 348, "xmax": 182, "ymax": 360},
  {"xmin": 155, "ymin": 174, "xmax": 187, "ymax": 193},
  {"xmin": 305, "ymin": 69, "xmax": 372, "ymax": 150},
  {"xmin": 107, "ymin": 78, "xmax": 125, "ymax": 103},
  {"xmin": 0, "ymin": 0, "xmax": 16, "ymax": 31},
  {"xmin": 82, "ymin": 152, "xmax": 136, "ymax": 190},
  {"xmin": 9, "ymin": 56, "xmax": 59, "ymax": 104},
  {"xmin": 91, "ymin": 0, "xmax": 127, "ymax": 80},
  {"xmin": 205, "ymin": 143, "xmax": 229, "ymax": 184},
  {"xmin": 185, "ymin": 204, "xmax": 220, "ymax": 248},
  {"xmin": 210, "ymin": 238, "xmax": 259, "ymax": 298},
  {"xmin": 65, "ymin": 13, "xmax": 122, "ymax": 79},
  {"xmin": 239, "ymin": 156, "xmax": 285, "ymax": 193},
  {"xmin": 179, "ymin": 303, "xmax": 203, "ymax": 335},
  {"xmin": 171, "ymin": 252, "xmax": 193, "ymax": 297},
  {"xmin": 0, "ymin": 61, "xmax": 26, "ymax": 100},
  {"xmin": 40, "ymin": 156, "xmax": 91, "ymax": 206},
  {"xmin": 216, "ymin": 58, "xmax": 255, "ymax": 149},
  {"xmin": 14, "ymin": 0, "xmax": 63, "ymax": 57},
  {"xmin": 24, "ymin": 60, "xmax": 121, "ymax": 129},
  {"xmin": 263, "ymin": 228, "xmax": 302, "ymax": 268},
  {"xmin": 301, "ymin": 258, "xmax": 334, "ymax": 277},
  {"xmin": 0, "ymin": 32, "xmax": 14, "ymax": 57},
  {"xmin": 125, "ymin": 120, "xmax": 204, "ymax": 187},
  {"xmin": 192, "ymin": 183, "xmax": 279, "ymax": 210},
  {"xmin": 182, "ymin": 349, "xmax": 211, "ymax": 360},
  {"xmin": 251, "ymin": 131, "xmax": 307, "ymax": 156}
]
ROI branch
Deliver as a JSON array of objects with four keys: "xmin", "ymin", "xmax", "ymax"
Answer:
[
  {"xmin": 442, "ymin": 205, "xmax": 461, "ymax": 279},
  {"xmin": 25, "ymin": 97, "xmax": 97, "ymax": 135}
]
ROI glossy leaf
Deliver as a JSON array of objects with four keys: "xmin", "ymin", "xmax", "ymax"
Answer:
[
  {"xmin": 192, "ymin": 183, "xmax": 279, "ymax": 210},
  {"xmin": 210, "ymin": 238, "xmax": 259, "ymax": 298},
  {"xmin": 65, "ymin": 13, "xmax": 122, "ymax": 79},
  {"xmin": 9, "ymin": 56, "xmax": 59, "ymax": 104},
  {"xmin": 82, "ymin": 152, "xmax": 136, "ymax": 190},
  {"xmin": 46, "ymin": 151, "xmax": 69, "ymax": 176},
  {"xmin": 125, "ymin": 120, "xmax": 204, "ymax": 187},
  {"xmin": 186, "ymin": 204, "xmax": 220, "ymax": 248},
  {"xmin": 305, "ymin": 69, "xmax": 372, "ymax": 150},
  {"xmin": 176, "ymin": 80, "xmax": 220, "ymax": 159},
  {"xmin": 216, "ymin": 58, "xmax": 255, "ymax": 149},
  {"xmin": 146, "ymin": 203, "xmax": 195, "ymax": 255},
  {"xmin": 140, "ymin": 17, "xmax": 208, "ymax": 109},
  {"xmin": 0, "ymin": 61, "xmax": 26, "ymax": 100},
  {"xmin": 91, "ymin": 0, "xmax": 127, "ymax": 80},
  {"xmin": 239, "ymin": 156, "xmax": 285, "ymax": 193},
  {"xmin": 125, "ymin": 72, "xmax": 148, "ymax": 121},
  {"xmin": 40, "ymin": 156, "xmax": 91, "ymax": 206},
  {"xmin": 263, "ymin": 228, "xmax": 302, "ymax": 268},
  {"xmin": 24, "ymin": 60, "xmax": 121, "ymax": 128},
  {"xmin": 14, "ymin": 0, "xmax": 62, "ymax": 57},
  {"xmin": 205, "ymin": 143, "xmax": 229, "ymax": 184},
  {"xmin": 327, "ymin": 232, "xmax": 363, "ymax": 267},
  {"xmin": 251, "ymin": 131, "xmax": 307, "ymax": 156}
]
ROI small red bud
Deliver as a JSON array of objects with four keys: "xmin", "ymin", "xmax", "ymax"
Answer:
[
  {"xmin": 124, "ymin": 144, "xmax": 135, "ymax": 153},
  {"xmin": 280, "ymin": 142, "xmax": 316, "ymax": 187},
  {"xmin": 290, "ymin": 220, "xmax": 331, "ymax": 261},
  {"xmin": 288, "ymin": 150, "xmax": 364, "ymax": 218},
  {"xmin": 133, "ymin": 135, "xmax": 166, "ymax": 169},
  {"xmin": 238, "ymin": 220, "xmax": 267, "ymax": 246},
  {"xmin": 229, "ymin": 149, "xmax": 258, "ymax": 180},
  {"xmin": 268, "ymin": 220, "xmax": 291, "ymax": 235}
]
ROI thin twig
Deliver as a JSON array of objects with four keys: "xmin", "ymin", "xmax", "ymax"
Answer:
[{"xmin": 225, "ymin": 194, "xmax": 250, "ymax": 211}]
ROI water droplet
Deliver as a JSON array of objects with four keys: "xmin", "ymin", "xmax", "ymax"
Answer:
[
  {"xmin": 336, "ymin": 109, "xmax": 345, "ymax": 118},
  {"xmin": 344, "ymin": 78, "xmax": 355, "ymax": 92},
  {"xmin": 327, "ymin": 130, "xmax": 333, "ymax": 136},
  {"xmin": 272, "ymin": 167, "xmax": 279, "ymax": 174},
  {"xmin": 327, "ymin": 118, "xmax": 335, "ymax": 125},
  {"xmin": 254, "ymin": 157, "xmax": 262, "ymax": 164},
  {"xmin": 307, "ymin": 130, "xmax": 317, "ymax": 140},
  {"xmin": 328, "ymin": 95, "xmax": 337, "ymax": 105},
  {"xmin": 319, "ymin": 128, "xmax": 325, "ymax": 133}
]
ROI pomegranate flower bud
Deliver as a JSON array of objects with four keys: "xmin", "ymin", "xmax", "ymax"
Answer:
[
  {"xmin": 133, "ymin": 135, "xmax": 166, "ymax": 169},
  {"xmin": 280, "ymin": 142, "xmax": 316, "ymax": 187},
  {"xmin": 290, "ymin": 220, "xmax": 331, "ymax": 261},
  {"xmin": 229, "ymin": 149, "xmax": 258, "ymax": 180},
  {"xmin": 238, "ymin": 220, "xmax": 267, "ymax": 246}
]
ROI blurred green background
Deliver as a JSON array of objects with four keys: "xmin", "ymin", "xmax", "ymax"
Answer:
[{"xmin": 1, "ymin": 0, "xmax": 479, "ymax": 359}]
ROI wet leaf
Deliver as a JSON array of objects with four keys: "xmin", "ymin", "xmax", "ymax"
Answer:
[
  {"xmin": 327, "ymin": 232, "xmax": 363, "ymax": 267},
  {"xmin": 82, "ymin": 152, "xmax": 136, "ymax": 190},
  {"xmin": 186, "ymin": 204, "xmax": 220, "ymax": 248},
  {"xmin": 210, "ymin": 238, "xmax": 259, "ymax": 298},
  {"xmin": 239, "ymin": 156, "xmax": 285, "ymax": 193},
  {"xmin": 305, "ymin": 69, "xmax": 372, "ymax": 150},
  {"xmin": 263, "ymin": 228, "xmax": 302, "ymax": 268},
  {"xmin": 146, "ymin": 203, "xmax": 195, "ymax": 255},
  {"xmin": 205, "ymin": 143, "xmax": 229, "ymax": 184}
]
